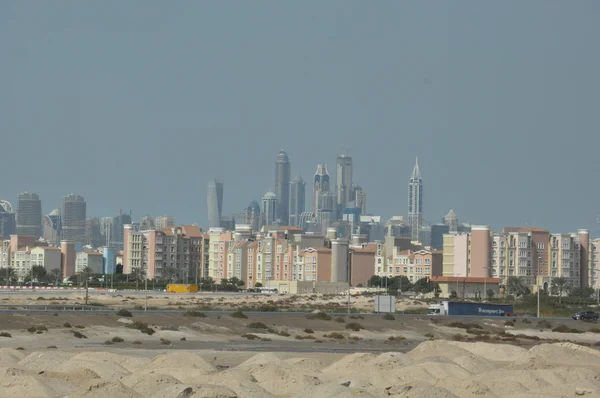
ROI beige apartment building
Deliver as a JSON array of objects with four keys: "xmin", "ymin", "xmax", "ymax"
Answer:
[{"xmin": 75, "ymin": 251, "xmax": 103, "ymax": 274}]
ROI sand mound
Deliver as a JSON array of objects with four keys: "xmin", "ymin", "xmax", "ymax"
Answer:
[
  {"xmin": 56, "ymin": 356, "xmax": 131, "ymax": 381},
  {"xmin": 447, "ymin": 341, "xmax": 531, "ymax": 362},
  {"xmin": 0, "ymin": 348, "xmax": 26, "ymax": 367},
  {"xmin": 150, "ymin": 351, "xmax": 215, "ymax": 373},
  {"xmin": 406, "ymin": 340, "xmax": 474, "ymax": 360},
  {"xmin": 451, "ymin": 355, "xmax": 497, "ymax": 374},
  {"xmin": 241, "ymin": 363, "xmax": 321, "ymax": 396},
  {"xmin": 0, "ymin": 375, "xmax": 71, "ymax": 398},
  {"xmin": 16, "ymin": 351, "xmax": 73, "ymax": 371},
  {"xmin": 238, "ymin": 352, "xmax": 281, "ymax": 368},
  {"xmin": 282, "ymin": 357, "xmax": 324, "ymax": 371},
  {"xmin": 68, "ymin": 352, "xmax": 150, "ymax": 373},
  {"xmin": 197, "ymin": 369, "xmax": 275, "ymax": 398},
  {"xmin": 191, "ymin": 322, "xmax": 232, "ymax": 334},
  {"xmin": 529, "ymin": 342, "xmax": 600, "ymax": 367},
  {"xmin": 294, "ymin": 383, "xmax": 376, "ymax": 398},
  {"xmin": 70, "ymin": 381, "xmax": 141, "ymax": 398},
  {"xmin": 380, "ymin": 382, "xmax": 459, "ymax": 397},
  {"xmin": 369, "ymin": 352, "xmax": 414, "ymax": 370},
  {"xmin": 121, "ymin": 371, "xmax": 183, "ymax": 396},
  {"xmin": 322, "ymin": 352, "xmax": 377, "ymax": 375},
  {"xmin": 185, "ymin": 384, "xmax": 238, "ymax": 398}
]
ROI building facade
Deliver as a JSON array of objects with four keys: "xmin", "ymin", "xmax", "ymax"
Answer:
[
  {"xmin": 407, "ymin": 158, "xmax": 423, "ymax": 242},
  {"xmin": 207, "ymin": 179, "xmax": 224, "ymax": 229},
  {"xmin": 274, "ymin": 151, "xmax": 291, "ymax": 226},
  {"xmin": 289, "ymin": 174, "xmax": 305, "ymax": 227},
  {"xmin": 61, "ymin": 194, "xmax": 86, "ymax": 243},
  {"xmin": 16, "ymin": 192, "xmax": 42, "ymax": 237}
]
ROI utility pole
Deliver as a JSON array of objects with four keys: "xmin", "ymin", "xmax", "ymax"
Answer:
[{"xmin": 537, "ymin": 256, "xmax": 541, "ymax": 318}]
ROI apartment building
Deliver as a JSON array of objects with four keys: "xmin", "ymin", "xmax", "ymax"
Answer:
[
  {"xmin": 124, "ymin": 224, "xmax": 205, "ymax": 281},
  {"xmin": 75, "ymin": 252, "xmax": 103, "ymax": 274},
  {"xmin": 295, "ymin": 247, "xmax": 332, "ymax": 281},
  {"xmin": 592, "ymin": 239, "xmax": 600, "ymax": 289},
  {"xmin": 379, "ymin": 249, "xmax": 443, "ymax": 283},
  {"xmin": 547, "ymin": 232, "xmax": 585, "ymax": 289},
  {"xmin": 348, "ymin": 243, "xmax": 376, "ymax": 286},
  {"xmin": 30, "ymin": 246, "xmax": 61, "ymax": 271},
  {"xmin": 207, "ymin": 228, "xmax": 232, "ymax": 283}
]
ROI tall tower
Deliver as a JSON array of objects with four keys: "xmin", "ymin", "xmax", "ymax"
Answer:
[
  {"xmin": 262, "ymin": 191, "xmax": 279, "ymax": 226},
  {"xmin": 207, "ymin": 179, "xmax": 224, "ymax": 229},
  {"xmin": 274, "ymin": 150, "xmax": 291, "ymax": 225},
  {"xmin": 61, "ymin": 193, "xmax": 86, "ymax": 243},
  {"xmin": 336, "ymin": 153, "xmax": 353, "ymax": 215},
  {"xmin": 408, "ymin": 157, "xmax": 423, "ymax": 242},
  {"xmin": 16, "ymin": 192, "xmax": 42, "ymax": 237},
  {"xmin": 289, "ymin": 173, "xmax": 306, "ymax": 227},
  {"xmin": 313, "ymin": 164, "xmax": 330, "ymax": 214}
]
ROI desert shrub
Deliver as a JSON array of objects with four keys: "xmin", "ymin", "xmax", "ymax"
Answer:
[
  {"xmin": 537, "ymin": 320, "xmax": 552, "ymax": 329},
  {"xmin": 63, "ymin": 322, "xmax": 72, "ymax": 328},
  {"xmin": 452, "ymin": 334, "xmax": 464, "ymax": 341},
  {"xmin": 349, "ymin": 315, "xmax": 364, "ymax": 320},
  {"xmin": 448, "ymin": 322, "xmax": 481, "ymax": 330},
  {"xmin": 345, "ymin": 322, "xmax": 364, "ymax": 331},
  {"xmin": 117, "ymin": 309, "xmax": 133, "ymax": 317},
  {"xmin": 306, "ymin": 312, "xmax": 332, "ymax": 321},
  {"xmin": 315, "ymin": 340, "xmax": 323, "ymax": 343},
  {"xmin": 184, "ymin": 311, "xmax": 206, "ymax": 318},
  {"xmin": 26, "ymin": 326, "xmax": 37, "ymax": 334},
  {"xmin": 0, "ymin": 332, "xmax": 11, "ymax": 338},
  {"xmin": 335, "ymin": 317, "xmax": 346, "ymax": 323},
  {"xmin": 552, "ymin": 324, "xmax": 583, "ymax": 333},
  {"xmin": 230, "ymin": 310, "xmax": 248, "ymax": 319},
  {"xmin": 132, "ymin": 341, "xmax": 142, "ymax": 345},
  {"xmin": 36, "ymin": 297, "xmax": 45, "ymax": 301},
  {"xmin": 16, "ymin": 347, "xmax": 25, "ymax": 351},
  {"xmin": 180, "ymin": 337, "xmax": 186, "ymax": 341},
  {"xmin": 127, "ymin": 321, "xmax": 155, "ymax": 335},
  {"xmin": 522, "ymin": 318, "xmax": 532, "ymax": 324},
  {"xmin": 160, "ymin": 338, "xmax": 171, "ymax": 345},
  {"xmin": 383, "ymin": 313, "xmax": 395, "ymax": 320},
  {"xmin": 47, "ymin": 345, "xmax": 57, "ymax": 349},
  {"xmin": 323, "ymin": 332, "xmax": 345, "ymax": 340},
  {"xmin": 242, "ymin": 334, "xmax": 259, "ymax": 340},
  {"xmin": 71, "ymin": 331, "xmax": 87, "ymax": 339},
  {"xmin": 246, "ymin": 322, "xmax": 268, "ymax": 329},
  {"xmin": 74, "ymin": 325, "xmax": 85, "ymax": 329},
  {"xmin": 424, "ymin": 332, "xmax": 434, "ymax": 339},
  {"xmin": 277, "ymin": 330, "xmax": 291, "ymax": 337},
  {"xmin": 304, "ymin": 328, "xmax": 314, "ymax": 334},
  {"xmin": 504, "ymin": 320, "xmax": 515, "ymax": 327},
  {"xmin": 466, "ymin": 328, "xmax": 490, "ymax": 335},
  {"xmin": 111, "ymin": 336, "xmax": 124, "ymax": 343},
  {"xmin": 388, "ymin": 335, "xmax": 406, "ymax": 341},
  {"xmin": 104, "ymin": 340, "xmax": 114, "ymax": 345}
]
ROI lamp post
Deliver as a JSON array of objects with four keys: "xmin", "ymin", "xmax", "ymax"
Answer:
[{"xmin": 537, "ymin": 256, "xmax": 541, "ymax": 318}]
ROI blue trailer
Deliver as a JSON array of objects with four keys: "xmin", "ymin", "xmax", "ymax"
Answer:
[{"xmin": 427, "ymin": 301, "xmax": 513, "ymax": 316}]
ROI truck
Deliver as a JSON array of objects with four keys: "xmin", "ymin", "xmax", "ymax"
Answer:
[
  {"xmin": 427, "ymin": 301, "xmax": 513, "ymax": 316},
  {"xmin": 166, "ymin": 284, "xmax": 199, "ymax": 293}
]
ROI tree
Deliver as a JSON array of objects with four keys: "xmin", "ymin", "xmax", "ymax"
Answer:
[
  {"xmin": 506, "ymin": 276, "xmax": 528, "ymax": 297},
  {"xmin": 227, "ymin": 277, "xmax": 244, "ymax": 291},
  {"xmin": 368, "ymin": 275, "xmax": 382, "ymax": 288},
  {"xmin": 200, "ymin": 277, "xmax": 215, "ymax": 291},
  {"xmin": 550, "ymin": 277, "xmax": 570, "ymax": 303},
  {"xmin": 254, "ymin": 282, "xmax": 263, "ymax": 288},
  {"xmin": 49, "ymin": 268, "xmax": 61, "ymax": 285},
  {"xmin": 3, "ymin": 267, "xmax": 16, "ymax": 284},
  {"xmin": 116, "ymin": 264, "xmax": 123, "ymax": 274},
  {"xmin": 568, "ymin": 286, "xmax": 594, "ymax": 299},
  {"xmin": 449, "ymin": 290, "xmax": 458, "ymax": 299},
  {"xmin": 79, "ymin": 267, "xmax": 93, "ymax": 305},
  {"xmin": 31, "ymin": 266, "xmax": 47, "ymax": 282},
  {"xmin": 412, "ymin": 277, "xmax": 438, "ymax": 294},
  {"xmin": 486, "ymin": 288, "xmax": 495, "ymax": 300}
]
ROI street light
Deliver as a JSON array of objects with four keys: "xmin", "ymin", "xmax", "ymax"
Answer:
[{"xmin": 537, "ymin": 256, "xmax": 541, "ymax": 318}]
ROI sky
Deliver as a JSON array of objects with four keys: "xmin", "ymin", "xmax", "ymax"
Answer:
[{"xmin": 1, "ymin": 1, "xmax": 599, "ymax": 235}]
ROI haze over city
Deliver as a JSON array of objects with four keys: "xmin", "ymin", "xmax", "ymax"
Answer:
[{"xmin": 2, "ymin": 1, "xmax": 599, "ymax": 233}]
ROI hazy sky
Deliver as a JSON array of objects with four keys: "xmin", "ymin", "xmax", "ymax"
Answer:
[{"xmin": 2, "ymin": 1, "xmax": 599, "ymax": 234}]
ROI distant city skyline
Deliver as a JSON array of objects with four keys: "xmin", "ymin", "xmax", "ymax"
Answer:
[{"xmin": 2, "ymin": 2, "xmax": 599, "ymax": 234}]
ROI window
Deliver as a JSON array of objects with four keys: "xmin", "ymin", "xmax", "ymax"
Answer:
[
  {"xmin": 395, "ymin": 267, "xmax": 400, "ymax": 273},
  {"xmin": 403, "ymin": 267, "xmax": 408, "ymax": 273},
  {"xmin": 537, "ymin": 242, "xmax": 545, "ymax": 250}
]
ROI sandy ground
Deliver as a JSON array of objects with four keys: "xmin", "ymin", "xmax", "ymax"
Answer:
[{"xmin": 1, "ymin": 292, "xmax": 600, "ymax": 397}]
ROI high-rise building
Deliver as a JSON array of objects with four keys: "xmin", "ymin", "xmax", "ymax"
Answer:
[
  {"xmin": 61, "ymin": 194, "xmax": 86, "ymax": 243},
  {"xmin": 408, "ymin": 158, "xmax": 423, "ymax": 242},
  {"xmin": 244, "ymin": 201, "xmax": 261, "ymax": 231},
  {"xmin": 100, "ymin": 217, "xmax": 112, "ymax": 247},
  {"xmin": 140, "ymin": 216, "xmax": 155, "ymax": 231},
  {"xmin": 289, "ymin": 174, "xmax": 305, "ymax": 227},
  {"xmin": 274, "ymin": 150, "xmax": 291, "ymax": 225},
  {"xmin": 336, "ymin": 153, "xmax": 353, "ymax": 215},
  {"xmin": 0, "ymin": 200, "xmax": 16, "ymax": 238},
  {"xmin": 207, "ymin": 179, "xmax": 224, "ymax": 229},
  {"xmin": 262, "ymin": 191, "xmax": 278, "ymax": 226},
  {"xmin": 110, "ymin": 210, "xmax": 132, "ymax": 250},
  {"xmin": 155, "ymin": 216, "xmax": 176, "ymax": 229},
  {"xmin": 443, "ymin": 209, "xmax": 458, "ymax": 233},
  {"xmin": 16, "ymin": 192, "xmax": 42, "ymax": 237},
  {"xmin": 313, "ymin": 164, "xmax": 330, "ymax": 214}
]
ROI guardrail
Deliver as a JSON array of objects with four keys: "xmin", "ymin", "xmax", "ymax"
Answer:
[{"xmin": 0, "ymin": 304, "xmax": 110, "ymax": 311}]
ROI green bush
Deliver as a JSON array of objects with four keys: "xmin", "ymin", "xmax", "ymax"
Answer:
[
  {"xmin": 335, "ymin": 317, "xmax": 346, "ymax": 323},
  {"xmin": 304, "ymin": 328, "xmax": 314, "ymax": 334},
  {"xmin": 111, "ymin": 336, "xmax": 124, "ymax": 343},
  {"xmin": 183, "ymin": 311, "xmax": 206, "ymax": 318},
  {"xmin": 306, "ymin": 312, "xmax": 332, "ymax": 321},
  {"xmin": 127, "ymin": 321, "xmax": 155, "ymax": 335},
  {"xmin": 230, "ymin": 310, "xmax": 248, "ymax": 319},
  {"xmin": 117, "ymin": 309, "xmax": 133, "ymax": 317},
  {"xmin": 247, "ymin": 322, "xmax": 268, "ymax": 329},
  {"xmin": 71, "ymin": 331, "xmax": 87, "ymax": 339},
  {"xmin": 383, "ymin": 313, "xmax": 395, "ymax": 320},
  {"xmin": 0, "ymin": 332, "xmax": 11, "ymax": 338}
]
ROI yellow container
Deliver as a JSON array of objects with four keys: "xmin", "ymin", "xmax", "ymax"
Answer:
[{"xmin": 166, "ymin": 284, "xmax": 199, "ymax": 293}]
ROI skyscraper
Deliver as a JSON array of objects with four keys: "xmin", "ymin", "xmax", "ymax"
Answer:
[
  {"xmin": 313, "ymin": 164, "xmax": 330, "ymax": 214},
  {"xmin": 0, "ymin": 200, "xmax": 16, "ymax": 238},
  {"xmin": 16, "ymin": 192, "xmax": 42, "ymax": 237},
  {"xmin": 207, "ymin": 179, "xmax": 224, "ymax": 229},
  {"xmin": 289, "ymin": 173, "xmax": 306, "ymax": 227},
  {"xmin": 408, "ymin": 157, "xmax": 423, "ymax": 242},
  {"xmin": 336, "ymin": 153, "xmax": 353, "ymax": 215},
  {"xmin": 262, "ymin": 191, "xmax": 278, "ymax": 226},
  {"xmin": 61, "ymin": 194, "xmax": 86, "ymax": 243},
  {"xmin": 274, "ymin": 150, "xmax": 291, "ymax": 225},
  {"xmin": 111, "ymin": 210, "xmax": 132, "ymax": 250}
]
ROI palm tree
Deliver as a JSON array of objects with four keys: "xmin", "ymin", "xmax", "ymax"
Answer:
[
  {"xmin": 506, "ymin": 276, "xmax": 527, "ymax": 297},
  {"xmin": 4, "ymin": 267, "xmax": 16, "ymax": 284},
  {"xmin": 550, "ymin": 277, "xmax": 570, "ymax": 304},
  {"xmin": 79, "ymin": 267, "xmax": 93, "ymax": 305}
]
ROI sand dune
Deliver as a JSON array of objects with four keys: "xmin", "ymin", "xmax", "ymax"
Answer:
[{"xmin": 0, "ymin": 341, "xmax": 599, "ymax": 397}]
